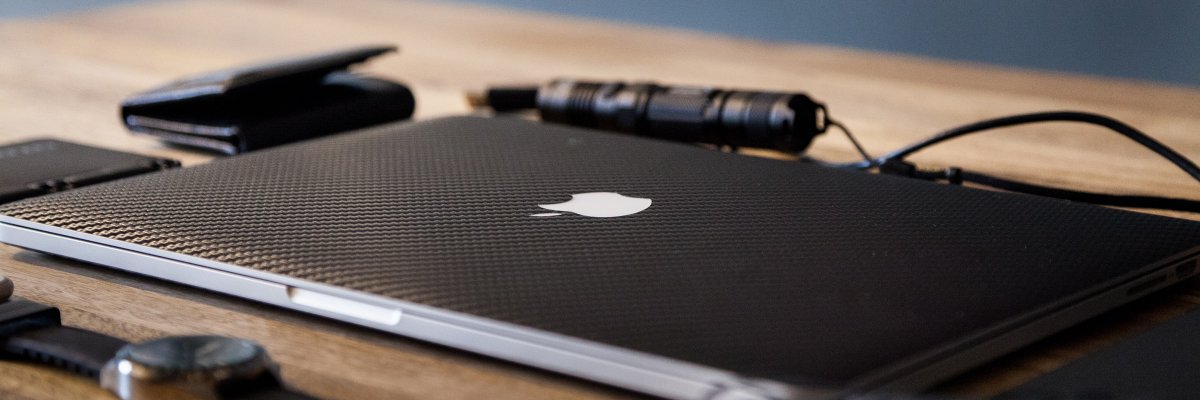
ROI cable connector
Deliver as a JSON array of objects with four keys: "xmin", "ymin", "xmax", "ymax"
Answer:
[
  {"xmin": 878, "ymin": 159, "xmax": 918, "ymax": 178},
  {"xmin": 879, "ymin": 160, "xmax": 963, "ymax": 185}
]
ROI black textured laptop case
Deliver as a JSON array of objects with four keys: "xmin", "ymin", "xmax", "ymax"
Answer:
[{"xmin": 3, "ymin": 116, "xmax": 1200, "ymax": 391}]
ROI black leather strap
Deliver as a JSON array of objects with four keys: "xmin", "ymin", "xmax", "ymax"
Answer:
[
  {"xmin": 226, "ymin": 385, "xmax": 319, "ymax": 400},
  {"xmin": 2, "ymin": 324, "xmax": 129, "ymax": 379},
  {"xmin": 2, "ymin": 298, "xmax": 316, "ymax": 398},
  {"xmin": 0, "ymin": 297, "xmax": 130, "ymax": 379}
]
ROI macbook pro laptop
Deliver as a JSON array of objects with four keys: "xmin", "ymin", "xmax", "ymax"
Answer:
[{"xmin": 2, "ymin": 116, "xmax": 1199, "ymax": 399}]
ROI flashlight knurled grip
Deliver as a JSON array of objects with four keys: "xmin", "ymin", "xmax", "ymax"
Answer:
[{"xmin": 536, "ymin": 79, "xmax": 826, "ymax": 153}]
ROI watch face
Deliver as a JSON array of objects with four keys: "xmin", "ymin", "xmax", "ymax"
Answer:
[
  {"xmin": 0, "ymin": 275, "xmax": 12, "ymax": 301},
  {"xmin": 125, "ymin": 335, "xmax": 264, "ymax": 372}
]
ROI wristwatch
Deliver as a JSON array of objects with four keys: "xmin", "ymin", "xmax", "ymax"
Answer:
[
  {"xmin": 0, "ymin": 274, "xmax": 315, "ymax": 400},
  {"xmin": 0, "ymin": 274, "xmax": 11, "ymax": 300},
  {"xmin": 101, "ymin": 335, "xmax": 315, "ymax": 400}
]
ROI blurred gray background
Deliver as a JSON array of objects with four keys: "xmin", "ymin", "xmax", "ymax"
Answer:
[{"xmin": 3, "ymin": 0, "xmax": 1197, "ymax": 87}]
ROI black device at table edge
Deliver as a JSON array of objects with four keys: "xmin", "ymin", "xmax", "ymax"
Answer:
[
  {"xmin": 3, "ymin": 116, "xmax": 1200, "ymax": 400},
  {"xmin": 121, "ymin": 44, "xmax": 415, "ymax": 155},
  {"xmin": 0, "ymin": 139, "xmax": 180, "ymax": 204},
  {"xmin": 0, "ymin": 275, "xmax": 316, "ymax": 400},
  {"xmin": 995, "ymin": 302, "xmax": 1200, "ymax": 400}
]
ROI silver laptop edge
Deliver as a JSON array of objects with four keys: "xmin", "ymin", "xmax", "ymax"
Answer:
[
  {"xmin": 6, "ymin": 214, "xmax": 1198, "ymax": 399},
  {"xmin": 0, "ymin": 216, "xmax": 827, "ymax": 400}
]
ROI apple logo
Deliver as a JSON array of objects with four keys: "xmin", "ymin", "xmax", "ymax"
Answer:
[{"xmin": 532, "ymin": 192, "xmax": 652, "ymax": 218}]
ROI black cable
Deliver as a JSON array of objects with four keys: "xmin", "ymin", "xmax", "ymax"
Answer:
[
  {"xmin": 961, "ymin": 170, "xmax": 1200, "ymax": 212},
  {"xmin": 819, "ymin": 111, "xmax": 1200, "ymax": 213},
  {"xmin": 825, "ymin": 119, "xmax": 875, "ymax": 167},
  {"xmin": 881, "ymin": 159, "xmax": 1200, "ymax": 212},
  {"xmin": 839, "ymin": 111, "xmax": 1200, "ymax": 187}
]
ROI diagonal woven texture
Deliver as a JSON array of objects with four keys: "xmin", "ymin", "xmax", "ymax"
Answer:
[{"xmin": 5, "ymin": 116, "xmax": 1200, "ymax": 387}]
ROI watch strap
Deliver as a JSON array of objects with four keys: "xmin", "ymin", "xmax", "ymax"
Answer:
[
  {"xmin": 2, "ymin": 298, "xmax": 317, "ymax": 399},
  {"xmin": 0, "ymin": 297, "xmax": 130, "ymax": 379},
  {"xmin": 3, "ymin": 324, "xmax": 129, "ymax": 378},
  {"xmin": 228, "ymin": 386, "xmax": 319, "ymax": 400},
  {"xmin": 217, "ymin": 369, "xmax": 318, "ymax": 400}
]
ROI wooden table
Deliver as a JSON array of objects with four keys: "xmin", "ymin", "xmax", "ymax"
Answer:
[{"xmin": 2, "ymin": 1, "xmax": 1199, "ymax": 398}]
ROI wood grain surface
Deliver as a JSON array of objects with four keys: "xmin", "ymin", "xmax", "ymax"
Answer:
[{"xmin": 1, "ymin": 0, "xmax": 1199, "ymax": 398}]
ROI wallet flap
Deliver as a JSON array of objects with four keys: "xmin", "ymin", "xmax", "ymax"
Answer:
[
  {"xmin": 119, "ymin": 45, "xmax": 414, "ymax": 154},
  {"xmin": 121, "ymin": 44, "xmax": 396, "ymax": 108}
]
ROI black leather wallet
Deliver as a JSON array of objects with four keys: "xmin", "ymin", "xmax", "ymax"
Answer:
[{"xmin": 120, "ymin": 45, "xmax": 415, "ymax": 154}]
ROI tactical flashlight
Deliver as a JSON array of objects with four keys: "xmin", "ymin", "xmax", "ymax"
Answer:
[{"xmin": 469, "ymin": 79, "xmax": 829, "ymax": 154}]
